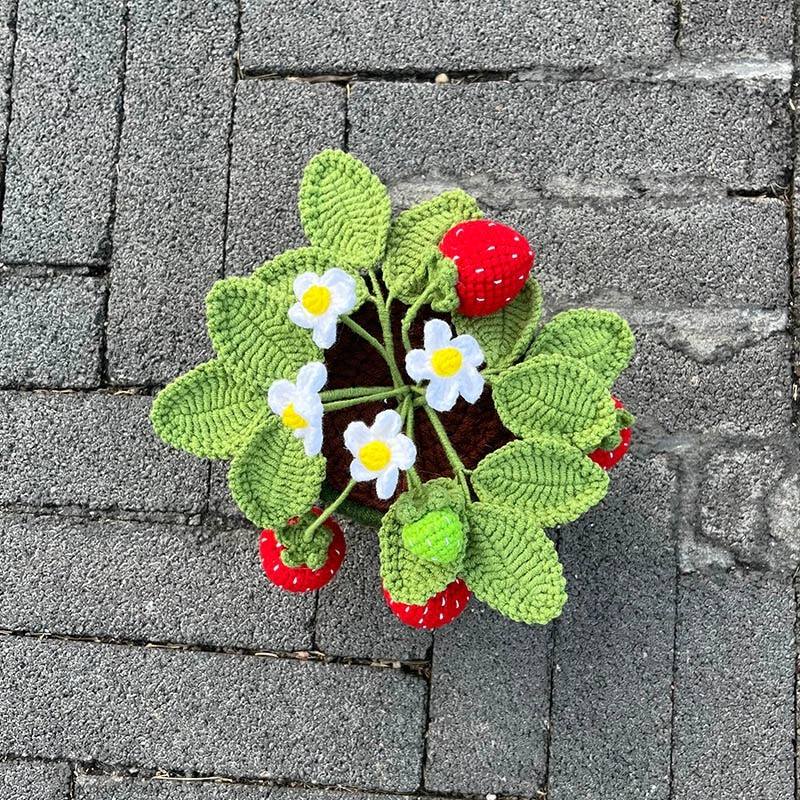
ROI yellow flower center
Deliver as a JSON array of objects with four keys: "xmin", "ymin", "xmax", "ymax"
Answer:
[
  {"xmin": 431, "ymin": 346, "xmax": 463, "ymax": 378},
  {"xmin": 301, "ymin": 285, "xmax": 332, "ymax": 316},
  {"xmin": 281, "ymin": 403, "xmax": 307, "ymax": 430},
  {"xmin": 359, "ymin": 441, "xmax": 392, "ymax": 472}
]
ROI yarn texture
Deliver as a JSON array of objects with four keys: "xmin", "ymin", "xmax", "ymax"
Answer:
[{"xmin": 149, "ymin": 148, "xmax": 637, "ymax": 630}]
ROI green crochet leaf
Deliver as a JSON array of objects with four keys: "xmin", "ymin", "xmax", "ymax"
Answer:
[
  {"xmin": 492, "ymin": 354, "xmax": 617, "ymax": 451},
  {"xmin": 454, "ymin": 279, "xmax": 543, "ymax": 369},
  {"xmin": 528, "ymin": 309, "xmax": 635, "ymax": 386},
  {"xmin": 379, "ymin": 478, "xmax": 467, "ymax": 605},
  {"xmin": 228, "ymin": 416, "xmax": 326, "ymax": 530},
  {"xmin": 206, "ymin": 276, "xmax": 320, "ymax": 387},
  {"xmin": 462, "ymin": 503, "xmax": 567, "ymax": 625},
  {"xmin": 253, "ymin": 246, "xmax": 369, "ymax": 310},
  {"xmin": 299, "ymin": 150, "xmax": 391, "ymax": 270},
  {"xmin": 428, "ymin": 255, "xmax": 460, "ymax": 313},
  {"xmin": 402, "ymin": 509, "xmax": 464, "ymax": 564},
  {"xmin": 276, "ymin": 510, "xmax": 332, "ymax": 570},
  {"xmin": 471, "ymin": 437, "xmax": 609, "ymax": 527},
  {"xmin": 383, "ymin": 190, "xmax": 482, "ymax": 303},
  {"xmin": 150, "ymin": 360, "xmax": 267, "ymax": 459}
]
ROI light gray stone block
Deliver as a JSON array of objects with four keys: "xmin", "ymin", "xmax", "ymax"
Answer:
[
  {"xmin": 315, "ymin": 520, "xmax": 431, "ymax": 661},
  {"xmin": 349, "ymin": 81, "xmax": 790, "ymax": 193},
  {"xmin": 672, "ymin": 570, "xmax": 795, "ymax": 799},
  {"xmin": 0, "ymin": 512, "xmax": 314, "ymax": 650},
  {"xmin": 549, "ymin": 455, "xmax": 677, "ymax": 800},
  {"xmin": 240, "ymin": 0, "xmax": 673, "ymax": 73},
  {"xmin": 0, "ymin": 275, "xmax": 104, "ymax": 387},
  {"xmin": 0, "ymin": 391, "xmax": 206, "ymax": 513},
  {"xmin": 0, "ymin": 636, "xmax": 426, "ymax": 790},
  {"xmin": 225, "ymin": 80, "xmax": 343, "ymax": 275},
  {"xmin": 106, "ymin": 0, "xmax": 236, "ymax": 385},
  {"xmin": 0, "ymin": 759, "xmax": 71, "ymax": 800},
  {"xmin": 425, "ymin": 603, "xmax": 550, "ymax": 795},
  {"xmin": 1, "ymin": 0, "xmax": 125, "ymax": 264}
]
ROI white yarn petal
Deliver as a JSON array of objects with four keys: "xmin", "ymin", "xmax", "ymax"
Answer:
[
  {"xmin": 344, "ymin": 420, "xmax": 371, "ymax": 454},
  {"xmin": 350, "ymin": 459, "xmax": 374, "ymax": 482},
  {"xmin": 390, "ymin": 434, "xmax": 417, "ymax": 470},
  {"xmin": 296, "ymin": 361, "xmax": 327, "ymax": 393},
  {"xmin": 459, "ymin": 367, "xmax": 485, "ymax": 404},
  {"xmin": 293, "ymin": 272, "xmax": 318, "ymax": 299},
  {"xmin": 288, "ymin": 303, "xmax": 314, "ymax": 329},
  {"xmin": 372, "ymin": 409, "xmax": 403, "ymax": 439},
  {"xmin": 302, "ymin": 424, "xmax": 323, "ymax": 457},
  {"xmin": 425, "ymin": 377, "xmax": 461, "ymax": 412},
  {"xmin": 452, "ymin": 334, "xmax": 485, "ymax": 368},
  {"xmin": 311, "ymin": 315, "xmax": 338, "ymax": 349},
  {"xmin": 423, "ymin": 318, "xmax": 453, "ymax": 350},
  {"xmin": 375, "ymin": 466, "xmax": 399, "ymax": 500},
  {"xmin": 267, "ymin": 380, "xmax": 295, "ymax": 415},
  {"xmin": 405, "ymin": 349, "xmax": 433, "ymax": 382}
]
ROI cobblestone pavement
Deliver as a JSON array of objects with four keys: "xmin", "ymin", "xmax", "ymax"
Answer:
[{"xmin": 0, "ymin": 0, "xmax": 799, "ymax": 798}]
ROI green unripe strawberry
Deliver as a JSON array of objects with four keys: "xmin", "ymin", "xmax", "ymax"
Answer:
[{"xmin": 402, "ymin": 509, "xmax": 464, "ymax": 564}]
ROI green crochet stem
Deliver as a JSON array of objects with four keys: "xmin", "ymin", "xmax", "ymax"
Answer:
[
  {"xmin": 322, "ymin": 386, "xmax": 410, "ymax": 412},
  {"xmin": 303, "ymin": 478, "xmax": 356, "ymax": 542},
  {"xmin": 319, "ymin": 386, "xmax": 394, "ymax": 401},
  {"xmin": 367, "ymin": 267, "xmax": 406, "ymax": 390},
  {"xmin": 422, "ymin": 404, "xmax": 471, "ymax": 496},
  {"xmin": 401, "ymin": 395, "xmax": 422, "ymax": 490},
  {"xmin": 400, "ymin": 282, "xmax": 435, "ymax": 353}
]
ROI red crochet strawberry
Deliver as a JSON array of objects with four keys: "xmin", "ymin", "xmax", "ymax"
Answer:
[
  {"xmin": 589, "ymin": 397, "xmax": 632, "ymax": 470},
  {"xmin": 383, "ymin": 578, "xmax": 470, "ymax": 630},
  {"xmin": 259, "ymin": 508, "xmax": 346, "ymax": 593},
  {"xmin": 439, "ymin": 219, "xmax": 534, "ymax": 317}
]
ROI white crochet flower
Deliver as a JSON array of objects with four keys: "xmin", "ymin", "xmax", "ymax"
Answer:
[
  {"xmin": 288, "ymin": 268, "xmax": 357, "ymax": 348},
  {"xmin": 405, "ymin": 319, "xmax": 485, "ymax": 412},
  {"xmin": 344, "ymin": 410, "xmax": 417, "ymax": 500},
  {"xmin": 267, "ymin": 362, "xmax": 327, "ymax": 457}
]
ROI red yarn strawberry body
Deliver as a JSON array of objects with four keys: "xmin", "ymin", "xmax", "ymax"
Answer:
[
  {"xmin": 383, "ymin": 578, "xmax": 471, "ymax": 629},
  {"xmin": 439, "ymin": 219, "xmax": 534, "ymax": 317},
  {"xmin": 259, "ymin": 508, "xmax": 346, "ymax": 593},
  {"xmin": 589, "ymin": 397, "xmax": 632, "ymax": 470}
]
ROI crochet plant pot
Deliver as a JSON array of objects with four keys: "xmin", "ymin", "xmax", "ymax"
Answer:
[{"xmin": 151, "ymin": 150, "xmax": 636, "ymax": 630}]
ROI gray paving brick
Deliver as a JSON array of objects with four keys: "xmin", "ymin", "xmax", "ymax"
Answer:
[
  {"xmin": 681, "ymin": 0, "xmax": 792, "ymax": 59},
  {"xmin": 0, "ymin": 512, "xmax": 314, "ymax": 650},
  {"xmin": 614, "ymin": 309, "xmax": 792, "ymax": 438},
  {"xmin": 106, "ymin": 0, "xmax": 236, "ymax": 385},
  {"xmin": 0, "ymin": 392, "xmax": 206, "ymax": 512},
  {"xmin": 0, "ymin": 275, "xmax": 104, "ymax": 388},
  {"xmin": 0, "ymin": 0, "xmax": 15, "ymax": 154},
  {"xmin": 505, "ymin": 197, "xmax": 788, "ymax": 309},
  {"xmin": 672, "ymin": 570, "xmax": 794, "ymax": 799},
  {"xmin": 425, "ymin": 603, "xmax": 550, "ymax": 795},
  {"xmin": 240, "ymin": 0, "xmax": 673, "ymax": 73},
  {"xmin": 315, "ymin": 520, "xmax": 430, "ymax": 661},
  {"xmin": 1, "ymin": 0, "xmax": 125, "ymax": 264},
  {"xmin": 0, "ymin": 759, "xmax": 71, "ymax": 800},
  {"xmin": 349, "ymin": 81, "xmax": 790, "ymax": 193},
  {"xmin": 0, "ymin": 636, "xmax": 426, "ymax": 790},
  {"xmin": 549, "ymin": 454, "xmax": 676, "ymax": 800},
  {"xmin": 225, "ymin": 80, "xmax": 343, "ymax": 275}
]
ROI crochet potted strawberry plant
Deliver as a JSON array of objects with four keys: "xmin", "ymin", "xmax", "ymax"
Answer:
[{"xmin": 151, "ymin": 150, "xmax": 635, "ymax": 630}]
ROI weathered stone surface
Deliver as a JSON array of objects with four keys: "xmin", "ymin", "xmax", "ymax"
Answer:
[
  {"xmin": 0, "ymin": 636, "xmax": 426, "ymax": 790},
  {"xmin": 0, "ymin": 275, "xmax": 104, "ymax": 388},
  {"xmin": 0, "ymin": 512, "xmax": 314, "ymax": 650},
  {"xmin": 106, "ymin": 0, "xmax": 236, "ymax": 384},
  {"xmin": 239, "ymin": 0, "xmax": 673, "ymax": 73},
  {"xmin": 1, "ymin": 0, "xmax": 125, "ymax": 264},
  {"xmin": 225, "ymin": 80, "xmax": 343, "ymax": 275},
  {"xmin": 549, "ymin": 455, "xmax": 677, "ymax": 799},
  {"xmin": 672, "ymin": 570, "xmax": 794, "ymax": 799},
  {"xmin": 349, "ymin": 81, "xmax": 790, "ymax": 194},
  {"xmin": 0, "ymin": 759, "xmax": 71, "ymax": 800},
  {"xmin": 505, "ymin": 197, "xmax": 788, "ymax": 309},
  {"xmin": 315, "ymin": 520, "xmax": 430, "ymax": 660},
  {"xmin": 681, "ymin": 0, "xmax": 792, "ymax": 59},
  {"xmin": 425, "ymin": 603, "xmax": 550, "ymax": 795},
  {"xmin": 0, "ymin": 392, "xmax": 206, "ymax": 513}
]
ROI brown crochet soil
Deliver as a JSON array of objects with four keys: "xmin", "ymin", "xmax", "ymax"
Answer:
[{"xmin": 322, "ymin": 302, "xmax": 512, "ymax": 512}]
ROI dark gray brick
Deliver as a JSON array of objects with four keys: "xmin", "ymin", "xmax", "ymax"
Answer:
[
  {"xmin": 0, "ymin": 0, "xmax": 15, "ymax": 152},
  {"xmin": 0, "ymin": 512, "xmax": 314, "ymax": 650},
  {"xmin": 1, "ymin": 0, "xmax": 125, "ymax": 264},
  {"xmin": 315, "ymin": 520, "xmax": 430, "ymax": 661},
  {"xmin": 549, "ymin": 455, "xmax": 676, "ymax": 800},
  {"xmin": 0, "ymin": 392, "xmax": 206, "ymax": 512},
  {"xmin": 614, "ymin": 309, "xmax": 791, "ymax": 438},
  {"xmin": 425, "ymin": 603, "xmax": 550, "ymax": 795},
  {"xmin": 681, "ymin": 0, "xmax": 792, "ymax": 59},
  {"xmin": 240, "ymin": 0, "xmax": 673, "ymax": 73},
  {"xmin": 106, "ymin": 0, "xmax": 236, "ymax": 385},
  {"xmin": 349, "ymin": 81, "xmax": 789, "ymax": 192},
  {"xmin": 506, "ymin": 197, "xmax": 788, "ymax": 309},
  {"xmin": 0, "ymin": 275, "xmax": 104, "ymax": 388},
  {"xmin": 0, "ymin": 759, "xmax": 71, "ymax": 800},
  {"xmin": 672, "ymin": 570, "xmax": 794, "ymax": 799},
  {"xmin": 225, "ymin": 80, "xmax": 343, "ymax": 275},
  {"xmin": 0, "ymin": 637, "xmax": 426, "ymax": 790}
]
